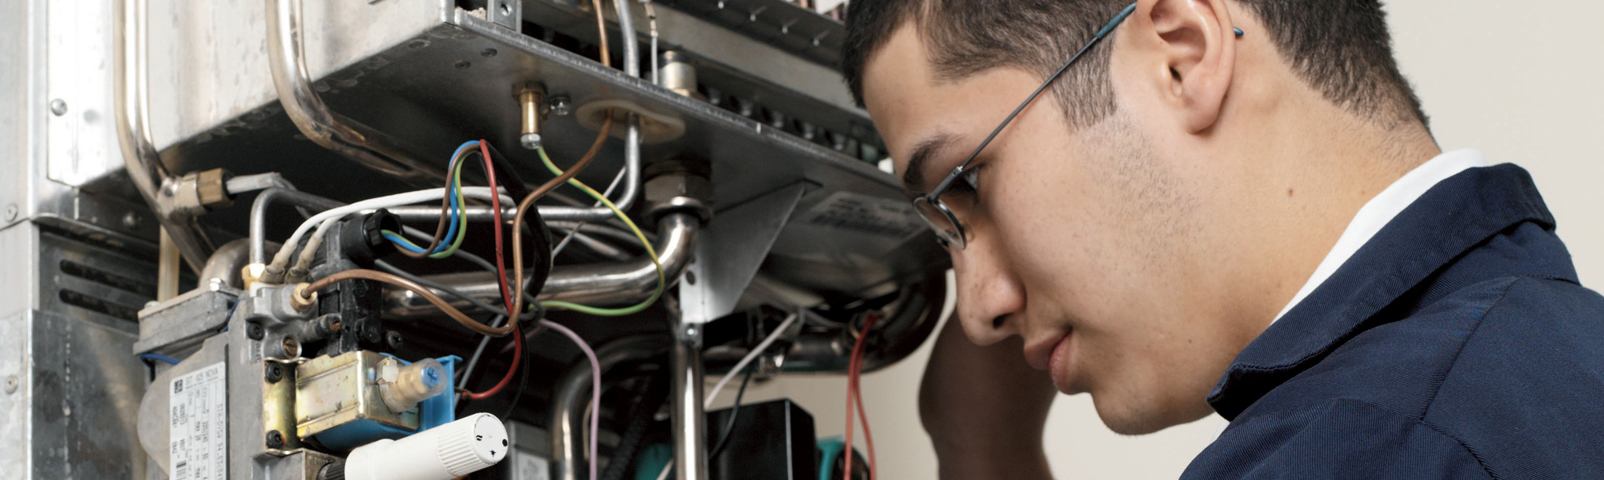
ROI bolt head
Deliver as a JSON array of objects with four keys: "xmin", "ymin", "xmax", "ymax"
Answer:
[
  {"xmin": 548, "ymin": 96, "xmax": 573, "ymax": 116},
  {"xmin": 122, "ymin": 212, "xmax": 141, "ymax": 229},
  {"xmin": 246, "ymin": 322, "xmax": 265, "ymax": 341},
  {"xmin": 265, "ymin": 430, "xmax": 285, "ymax": 449},
  {"xmin": 265, "ymin": 364, "xmax": 283, "ymax": 383},
  {"xmin": 519, "ymin": 133, "xmax": 543, "ymax": 150},
  {"xmin": 49, "ymin": 99, "xmax": 67, "ymax": 116}
]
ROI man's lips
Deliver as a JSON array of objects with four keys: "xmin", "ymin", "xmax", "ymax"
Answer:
[{"xmin": 1025, "ymin": 330, "xmax": 1073, "ymax": 371}]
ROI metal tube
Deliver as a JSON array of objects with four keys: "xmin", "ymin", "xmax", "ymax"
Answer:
[
  {"xmin": 114, "ymin": 0, "xmax": 213, "ymax": 271},
  {"xmin": 200, "ymin": 238, "xmax": 253, "ymax": 289},
  {"xmin": 264, "ymin": 0, "xmax": 443, "ymax": 185},
  {"xmin": 382, "ymin": 213, "xmax": 699, "ymax": 316},
  {"xmin": 550, "ymin": 335, "xmax": 669, "ymax": 480},
  {"xmin": 670, "ymin": 332, "xmax": 708, "ymax": 480},
  {"xmin": 250, "ymin": 188, "xmax": 344, "ymax": 264},
  {"xmin": 543, "ymin": 0, "xmax": 645, "ymax": 223}
]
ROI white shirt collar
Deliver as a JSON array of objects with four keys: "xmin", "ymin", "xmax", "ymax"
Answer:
[{"xmin": 1269, "ymin": 149, "xmax": 1496, "ymax": 324}]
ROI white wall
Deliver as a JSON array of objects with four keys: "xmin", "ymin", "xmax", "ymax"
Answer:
[{"xmin": 722, "ymin": 2, "xmax": 1604, "ymax": 478}]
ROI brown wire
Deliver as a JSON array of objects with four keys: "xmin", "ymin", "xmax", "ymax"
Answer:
[
  {"xmin": 507, "ymin": 118, "xmax": 614, "ymax": 322},
  {"xmin": 301, "ymin": 269, "xmax": 513, "ymax": 337},
  {"xmin": 399, "ymin": 148, "xmax": 472, "ymax": 258}
]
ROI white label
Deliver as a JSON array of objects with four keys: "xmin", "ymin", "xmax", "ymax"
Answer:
[
  {"xmin": 170, "ymin": 363, "xmax": 228, "ymax": 480},
  {"xmin": 802, "ymin": 191, "xmax": 925, "ymax": 240},
  {"xmin": 513, "ymin": 451, "xmax": 551, "ymax": 480}
]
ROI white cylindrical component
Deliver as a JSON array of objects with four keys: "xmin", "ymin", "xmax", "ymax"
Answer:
[{"xmin": 344, "ymin": 413, "xmax": 509, "ymax": 480}]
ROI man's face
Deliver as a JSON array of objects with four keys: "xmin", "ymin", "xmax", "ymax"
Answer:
[{"xmin": 863, "ymin": 25, "xmax": 1246, "ymax": 433}]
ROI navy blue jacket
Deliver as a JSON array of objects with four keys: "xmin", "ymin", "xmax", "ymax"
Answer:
[{"xmin": 1182, "ymin": 164, "xmax": 1604, "ymax": 479}]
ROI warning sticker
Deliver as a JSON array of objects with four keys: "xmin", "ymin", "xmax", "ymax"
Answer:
[
  {"xmin": 170, "ymin": 362, "xmax": 227, "ymax": 480},
  {"xmin": 801, "ymin": 191, "xmax": 924, "ymax": 240}
]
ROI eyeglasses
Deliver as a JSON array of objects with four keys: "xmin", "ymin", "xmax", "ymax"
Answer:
[{"xmin": 912, "ymin": 3, "xmax": 1139, "ymax": 249}]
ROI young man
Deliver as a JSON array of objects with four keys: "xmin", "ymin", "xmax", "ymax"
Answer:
[{"xmin": 841, "ymin": 0, "xmax": 1604, "ymax": 478}]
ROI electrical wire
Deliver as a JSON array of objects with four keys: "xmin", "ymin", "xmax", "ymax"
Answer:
[
  {"xmin": 507, "ymin": 119, "xmax": 613, "ymax": 323},
  {"xmin": 540, "ymin": 319, "xmax": 601, "ymax": 480},
  {"xmin": 463, "ymin": 323, "xmax": 521, "ymax": 400},
  {"xmin": 269, "ymin": 187, "xmax": 509, "ymax": 278},
  {"xmin": 385, "ymin": 143, "xmax": 474, "ymax": 259},
  {"xmin": 398, "ymin": 142, "xmax": 476, "ymax": 259},
  {"xmin": 705, "ymin": 313, "xmax": 799, "ymax": 408},
  {"xmin": 298, "ymin": 269, "xmax": 515, "ymax": 337},
  {"xmin": 139, "ymin": 352, "xmax": 181, "ymax": 365},
  {"xmin": 843, "ymin": 314, "xmax": 880, "ymax": 480},
  {"xmin": 707, "ymin": 364, "xmax": 755, "ymax": 460},
  {"xmin": 550, "ymin": 159, "xmax": 631, "ymax": 258},
  {"xmin": 590, "ymin": 0, "xmax": 611, "ymax": 67},
  {"xmin": 477, "ymin": 140, "xmax": 514, "ymax": 313},
  {"xmin": 535, "ymin": 146, "xmax": 663, "ymax": 316}
]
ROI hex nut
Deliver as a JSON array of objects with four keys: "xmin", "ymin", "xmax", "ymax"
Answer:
[{"xmin": 290, "ymin": 284, "xmax": 318, "ymax": 312}]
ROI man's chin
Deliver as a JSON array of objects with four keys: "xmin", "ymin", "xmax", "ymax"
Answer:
[{"xmin": 1090, "ymin": 393, "xmax": 1214, "ymax": 436}]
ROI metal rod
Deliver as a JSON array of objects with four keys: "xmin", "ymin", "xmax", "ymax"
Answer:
[
  {"xmin": 114, "ymin": 0, "xmax": 213, "ymax": 271},
  {"xmin": 382, "ymin": 212, "xmax": 700, "ymax": 315},
  {"xmin": 670, "ymin": 328, "xmax": 708, "ymax": 480},
  {"xmin": 264, "ymin": 0, "xmax": 444, "ymax": 185},
  {"xmin": 250, "ymin": 188, "xmax": 345, "ymax": 264},
  {"xmin": 551, "ymin": 335, "xmax": 669, "ymax": 480}
]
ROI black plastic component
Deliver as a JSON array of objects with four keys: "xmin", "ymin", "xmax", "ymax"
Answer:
[
  {"xmin": 336, "ymin": 209, "xmax": 401, "ymax": 265},
  {"xmin": 707, "ymin": 399, "xmax": 817, "ymax": 480}
]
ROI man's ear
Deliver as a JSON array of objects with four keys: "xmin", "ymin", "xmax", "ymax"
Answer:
[{"xmin": 1139, "ymin": 0, "xmax": 1236, "ymax": 133}]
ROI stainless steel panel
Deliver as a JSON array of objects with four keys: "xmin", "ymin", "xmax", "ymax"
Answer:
[
  {"xmin": 0, "ymin": 313, "xmax": 28, "ymax": 480},
  {"xmin": 26, "ymin": 309, "xmax": 149, "ymax": 479}
]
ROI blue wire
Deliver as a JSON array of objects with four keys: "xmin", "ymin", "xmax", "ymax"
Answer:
[
  {"xmin": 390, "ymin": 140, "xmax": 478, "ymax": 254},
  {"xmin": 140, "ymin": 353, "xmax": 182, "ymax": 365}
]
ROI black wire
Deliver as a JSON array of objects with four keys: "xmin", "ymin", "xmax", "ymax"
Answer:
[
  {"xmin": 499, "ymin": 330, "xmax": 534, "ymax": 420},
  {"xmin": 707, "ymin": 364, "xmax": 756, "ymax": 460},
  {"xmin": 482, "ymin": 140, "xmax": 533, "ymax": 201}
]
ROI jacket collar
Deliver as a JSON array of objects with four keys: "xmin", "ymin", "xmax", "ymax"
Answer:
[{"xmin": 1207, "ymin": 164, "xmax": 1571, "ymax": 420}]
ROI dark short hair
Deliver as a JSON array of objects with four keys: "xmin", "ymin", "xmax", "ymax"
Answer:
[{"xmin": 841, "ymin": 0, "xmax": 1429, "ymax": 130}]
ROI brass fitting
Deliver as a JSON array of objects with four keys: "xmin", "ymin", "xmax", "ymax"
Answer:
[{"xmin": 290, "ymin": 283, "xmax": 318, "ymax": 312}]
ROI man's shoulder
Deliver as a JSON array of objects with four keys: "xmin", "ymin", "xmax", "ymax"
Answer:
[{"xmin": 1192, "ymin": 275, "xmax": 1604, "ymax": 479}]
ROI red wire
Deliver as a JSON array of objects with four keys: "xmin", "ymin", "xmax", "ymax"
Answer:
[
  {"xmin": 843, "ymin": 314, "xmax": 880, "ymax": 480},
  {"xmin": 464, "ymin": 139, "xmax": 521, "ymax": 401},
  {"xmin": 478, "ymin": 140, "xmax": 514, "ymax": 314},
  {"xmin": 465, "ymin": 320, "xmax": 522, "ymax": 401}
]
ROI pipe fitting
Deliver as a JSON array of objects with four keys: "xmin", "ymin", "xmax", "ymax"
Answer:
[
  {"xmin": 643, "ymin": 171, "xmax": 713, "ymax": 226},
  {"xmin": 516, "ymin": 83, "xmax": 546, "ymax": 150},
  {"xmin": 291, "ymin": 284, "xmax": 318, "ymax": 312}
]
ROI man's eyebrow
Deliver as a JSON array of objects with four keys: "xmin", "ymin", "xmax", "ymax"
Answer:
[{"xmin": 902, "ymin": 133, "xmax": 957, "ymax": 194}]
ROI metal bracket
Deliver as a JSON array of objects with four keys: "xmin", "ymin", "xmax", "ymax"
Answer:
[
  {"xmin": 678, "ymin": 183, "xmax": 806, "ymax": 324},
  {"xmin": 488, "ymin": 0, "xmax": 522, "ymax": 33}
]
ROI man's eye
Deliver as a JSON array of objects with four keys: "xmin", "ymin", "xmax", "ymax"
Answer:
[{"xmin": 951, "ymin": 167, "xmax": 981, "ymax": 195}]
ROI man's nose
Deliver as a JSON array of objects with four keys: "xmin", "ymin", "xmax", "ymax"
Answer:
[{"xmin": 951, "ymin": 235, "xmax": 1027, "ymax": 346}]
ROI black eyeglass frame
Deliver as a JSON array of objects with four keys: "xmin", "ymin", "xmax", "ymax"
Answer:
[{"xmin": 910, "ymin": 3, "xmax": 1151, "ymax": 249}]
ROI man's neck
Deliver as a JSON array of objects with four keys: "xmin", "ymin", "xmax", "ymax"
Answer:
[{"xmin": 1222, "ymin": 96, "xmax": 1442, "ymax": 337}]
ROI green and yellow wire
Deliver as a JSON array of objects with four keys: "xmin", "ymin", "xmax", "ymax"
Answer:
[{"xmin": 537, "ymin": 147, "xmax": 665, "ymax": 316}]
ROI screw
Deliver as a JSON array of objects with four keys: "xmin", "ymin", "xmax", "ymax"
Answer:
[
  {"xmin": 548, "ymin": 95, "xmax": 573, "ymax": 116},
  {"xmin": 4, "ymin": 204, "xmax": 17, "ymax": 222},
  {"xmin": 282, "ymin": 336, "xmax": 301, "ymax": 358},
  {"xmin": 246, "ymin": 322, "xmax": 265, "ymax": 341},
  {"xmin": 385, "ymin": 331, "xmax": 404, "ymax": 349},
  {"xmin": 122, "ymin": 212, "xmax": 141, "ymax": 229},
  {"xmin": 265, "ymin": 430, "xmax": 285, "ymax": 449},
  {"xmin": 49, "ymin": 99, "xmax": 67, "ymax": 116},
  {"xmin": 4, "ymin": 375, "xmax": 17, "ymax": 394},
  {"xmin": 265, "ymin": 364, "xmax": 283, "ymax": 383}
]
